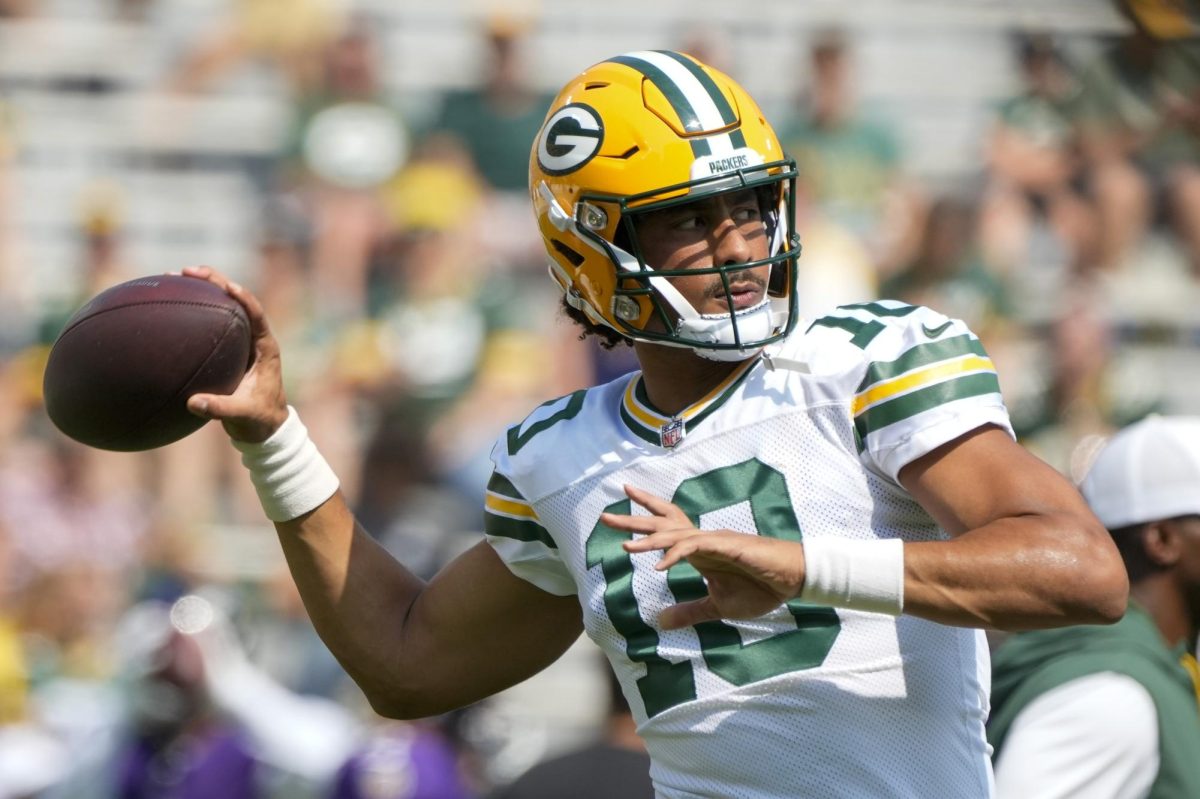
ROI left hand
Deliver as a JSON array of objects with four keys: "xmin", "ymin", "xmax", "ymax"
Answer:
[{"xmin": 604, "ymin": 485, "xmax": 807, "ymax": 630}]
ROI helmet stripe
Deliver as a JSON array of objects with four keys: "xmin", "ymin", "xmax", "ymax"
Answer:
[
  {"xmin": 609, "ymin": 51, "xmax": 739, "ymax": 157},
  {"xmin": 653, "ymin": 50, "xmax": 748, "ymax": 149}
]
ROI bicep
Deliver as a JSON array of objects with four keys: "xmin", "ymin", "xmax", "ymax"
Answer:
[
  {"xmin": 893, "ymin": 425, "xmax": 1126, "ymax": 628},
  {"xmin": 898, "ymin": 425, "xmax": 1094, "ymax": 536},
  {"xmin": 994, "ymin": 673, "xmax": 1158, "ymax": 799}
]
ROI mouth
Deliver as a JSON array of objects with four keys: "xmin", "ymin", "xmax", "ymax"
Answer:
[{"xmin": 713, "ymin": 280, "xmax": 766, "ymax": 312}]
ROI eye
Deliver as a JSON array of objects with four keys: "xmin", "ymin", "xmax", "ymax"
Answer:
[
  {"xmin": 732, "ymin": 205, "xmax": 762, "ymax": 223},
  {"xmin": 674, "ymin": 214, "xmax": 706, "ymax": 231}
]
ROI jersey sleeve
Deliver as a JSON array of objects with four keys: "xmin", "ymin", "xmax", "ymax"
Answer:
[
  {"xmin": 816, "ymin": 302, "xmax": 1014, "ymax": 482},
  {"xmin": 483, "ymin": 464, "xmax": 577, "ymax": 597}
]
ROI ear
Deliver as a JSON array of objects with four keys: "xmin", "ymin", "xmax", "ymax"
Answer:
[{"xmin": 1141, "ymin": 521, "xmax": 1184, "ymax": 568}]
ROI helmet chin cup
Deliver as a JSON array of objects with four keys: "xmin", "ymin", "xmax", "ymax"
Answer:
[{"xmin": 676, "ymin": 297, "xmax": 780, "ymax": 361}]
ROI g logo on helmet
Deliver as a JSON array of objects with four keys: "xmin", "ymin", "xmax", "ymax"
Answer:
[{"xmin": 537, "ymin": 103, "xmax": 604, "ymax": 176}]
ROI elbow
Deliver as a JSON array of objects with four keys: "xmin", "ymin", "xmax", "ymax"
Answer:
[
  {"xmin": 364, "ymin": 691, "xmax": 424, "ymax": 721},
  {"xmin": 350, "ymin": 667, "xmax": 463, "ymax": 719},
  {"xmin": 352, "ymin": 670, "xmax": 450, "ymax": 721},
  {"xmin": 1063, "ymin": 521, "xmax": 1130, "ymax": 626},
  {"xmin": 1082, "ymin": 562, "xmax": 1129, "ymax": 626},
  {"xmin": 360, "ymin": 682, "xmax": 450, "ymax": 721}
]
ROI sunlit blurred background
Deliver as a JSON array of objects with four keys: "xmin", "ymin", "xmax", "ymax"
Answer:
[{"xmin": 0, "ymin": 0, "xmax": 1197, "ymax": 796}]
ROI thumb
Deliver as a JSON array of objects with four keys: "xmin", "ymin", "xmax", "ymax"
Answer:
[
  {"xmin": 187, "ymin": 393, "xmax": 236, "ymax": 419},
  {"xmin": 659, "ymin": 597, "xmax": 721, "ymax": 630}
]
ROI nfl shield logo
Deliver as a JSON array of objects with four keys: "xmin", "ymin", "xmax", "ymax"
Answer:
[{"xmin": 660, "ymin": 417, "xmax": 685, "ymax": 449}]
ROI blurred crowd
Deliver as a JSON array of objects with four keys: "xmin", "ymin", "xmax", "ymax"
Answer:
[{"xmin": 0, "ymin": 0, "xmax": 1196, "ymax": 797}]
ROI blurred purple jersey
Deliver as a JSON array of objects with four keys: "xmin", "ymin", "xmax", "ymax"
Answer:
[
  {"xmin": 331, "ymin": 723, "xmax": 474, "ymax": 799},
  {"xmin": 116, "ymin": 726, "xmax": 258, "ymax": 799}
]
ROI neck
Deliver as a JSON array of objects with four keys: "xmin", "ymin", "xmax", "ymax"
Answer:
[
  {"xmin": 1132, "ymin": 577, "xmax": 1197, "ymax": 651},
  {"xmin": 633, "ymin": 342, "xmax": 752, "ymax": 415}
]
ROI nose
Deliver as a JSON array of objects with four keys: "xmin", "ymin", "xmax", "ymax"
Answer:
[{"xmin": 710, "ymin": 211, "xmax": 753, "ymax": 266}]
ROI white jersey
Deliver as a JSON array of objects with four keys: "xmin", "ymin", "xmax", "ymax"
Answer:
[{"xmin": 484, "ymin": 302, "xmax": 1009, "ymax": 798}]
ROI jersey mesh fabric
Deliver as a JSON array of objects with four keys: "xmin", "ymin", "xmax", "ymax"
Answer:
[{"xmin": 486, "ymin": 303, "xmax": 1006, "ymax": 798}]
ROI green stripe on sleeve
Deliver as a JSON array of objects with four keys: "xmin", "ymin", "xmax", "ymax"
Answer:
[
  {"xmin": 807, "ymin": 315, "xmax": 886, "ymax": 349},
  {"xmin": 837, "ymin": 301, "xmax": 919, "ymax": 317},
  {"xmin": 857, "ymin": 334, "xmax": 989, "ymax": 393},
  {"xmin": 854, "ymin": 372, "xmax": 1002, "ymax": 441},
  {"xmin": 485, "ymin": 511, "xmax": 558, "ymax": 549},
  {"xmin": 486, "ymin": 471, "xmax": 524, "ymax": 501}
]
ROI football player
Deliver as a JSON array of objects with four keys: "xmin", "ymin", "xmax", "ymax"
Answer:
[{"xmin": 185, "ymin": 51, "xmax": 1128, "ymax": 797}]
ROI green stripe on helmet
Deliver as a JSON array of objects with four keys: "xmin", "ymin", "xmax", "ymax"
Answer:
[
  {"xmin": 610, "ymin": 54, "xmax": 710, "ymax": 158},
  {"xmin": 653, "ymin": 50, "xmax": 748, "ymax": 149}
]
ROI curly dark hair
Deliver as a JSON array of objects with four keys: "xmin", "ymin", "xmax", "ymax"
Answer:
[{"xmin": 560, "ymin": 294, "xmax": 632, "ymax": 350}]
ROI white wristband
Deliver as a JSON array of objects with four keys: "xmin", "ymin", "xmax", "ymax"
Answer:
[
  {"xmin": 233, "ymin": 406, "xmax": 340, "ymax": 523},
  {"xmin": 799, "ymin": 537, "xmax": 905, "ymax": 615}
]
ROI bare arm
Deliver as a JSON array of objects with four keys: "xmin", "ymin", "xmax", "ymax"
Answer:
[
  {"xmin": 614, "ymin": 426, "xmax": 1127, "ymax": 632},
  {"xmin": 897, "ymin": 425, "xmax": 1127, "ymax": 630},
  {"xmin": 183, "ymin": 266, "xmax": 583, "ymax": 719},
  {"xmin": 276, "ymin": 499, "xmax": 583, "ymax": 718}
]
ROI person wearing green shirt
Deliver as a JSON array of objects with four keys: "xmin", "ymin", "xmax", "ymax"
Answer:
[{"xmin": 989, "ymin": 415, "xmax": 1200, "ymax": 799}]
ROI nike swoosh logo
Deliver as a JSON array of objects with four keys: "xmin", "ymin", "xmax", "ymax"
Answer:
[{"xmin": 921, "ymin": 320, "xmax": 953, "ymax": 339}]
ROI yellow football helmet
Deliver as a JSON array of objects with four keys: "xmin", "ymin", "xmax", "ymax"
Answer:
[{"xmin": 529, "ymin": 50, "xmax": 800, "ymax": 360}]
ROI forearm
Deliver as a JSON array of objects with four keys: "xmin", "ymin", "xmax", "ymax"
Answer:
[
  {"xmin": 180, "ymin": 268, "xmax": 582, "ymax": 719},
  {"xmin": 902, "ymin": 512, "xmax": 1127, "ymax": 631}
]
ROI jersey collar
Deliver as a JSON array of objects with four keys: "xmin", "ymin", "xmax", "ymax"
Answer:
[{"xmin": 619, "ymin": 356, "xmax": 759, "ymax": 449}]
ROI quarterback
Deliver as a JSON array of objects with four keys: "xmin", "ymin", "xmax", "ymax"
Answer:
[{"xmin": 185, "ymin": 51, "xmax": 1128, "ymax": 797}]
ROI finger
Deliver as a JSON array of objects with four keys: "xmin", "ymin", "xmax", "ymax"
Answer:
[
  {"xmin": 601, "ymin": 512, "xmax": 676, "ymax": 535},
  {"xmin": 181, "ymin": 264, "xmax": 226, "ymax": 289},
  {"xmin": 621, "ymin": 527, "xmax": 697, "ymax": 553},
  {"xmin": 623, "ymin": 485, "xmax": 691, "ymax": 522},
  {"xmin": 220, "ymin": 278, "xmax": 270, "ymax": 337},
  {"xmin": 659, "ymin": 596, "xmax": 723, "ymax": 630}
]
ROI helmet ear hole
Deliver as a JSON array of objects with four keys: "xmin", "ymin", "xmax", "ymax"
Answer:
[{"xmin": 551, "ymin": 239, "xmax": 585, "ymax": 267}]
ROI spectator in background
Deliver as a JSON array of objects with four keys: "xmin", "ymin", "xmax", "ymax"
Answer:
[
  {"xmin": 114, "ymin": 623, "xmax": 260, "ymax": 799},
  {"xmin": 277, "ymin": 19, "xmax": 410, "ymax": 323},
  {"xmin": 329, "ymin": 718, "xmax": 477, "ymax": 799},
  {"xmin": 36, "ymin": 188, "xmax": 134, "ymax": 348},
  {"xmin": 354, "ymin": 419, "xmax": 480, "ymax": 582},
  {"xmin": 0, "ymin": 436, "xmax": 149, "ymax": 603},
  {"xmin": 0, "ymin": 97, "xmax": 23, "ymax": 355},
  {"xmin": 486, "ymin": 666, "xmax": 652, "ymax": 799},
  {"xmin": 989, "ymin": 415, "xmax": 1200, "ymax": 798},
  {"xmin": 778, "ymin": 28, "xmax": 922, "ymax": 275},
  {"xmin": 979, "ymin": 33, "xmax": 1097, "ymax": 277},
  {"xmin": 1073, "ymin": 2, "xmax": 1200, "ymax": 274},
  {"xmin": 421, "ymin": 17, "xmax": 552, "ymax": 274},
  {"xmin": 426, "ymin": 17, "xmax": 552, "ymax": 195},
  {"xmin": 1007, "ymin": 293, "xmax": 1120, "ymax": 478},
  {"xmin": 0, "ymin": 0, "xmax": 36, "ymax": 18},
  {"xmin": 167, "ymin": 0, "xmax": 346, "ymax": 95},
  {"xmin": 880, "ymin": 193, "xmax": 1013, "ymax": 336}
]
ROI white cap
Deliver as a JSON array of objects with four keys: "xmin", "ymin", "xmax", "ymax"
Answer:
[{"xmin": 1081, "ymin": 415, "xmax": 1200, "ymax": 529}]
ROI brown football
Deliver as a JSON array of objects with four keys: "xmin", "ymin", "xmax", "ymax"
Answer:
[{"xmin": 42, "ymin": 274, "xmax": 251, "ymax": 451}]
